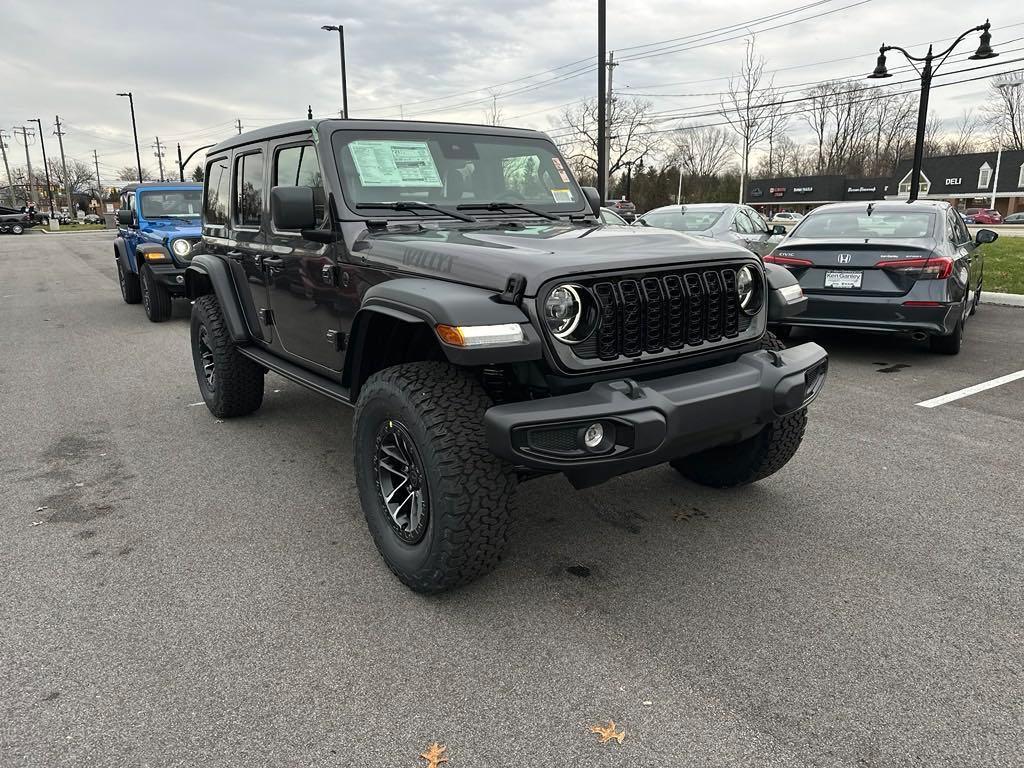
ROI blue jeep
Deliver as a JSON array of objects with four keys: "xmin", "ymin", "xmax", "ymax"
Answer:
[{"xmin": 114, "ymin": 183, "xmax": 202, "ymax": 321}]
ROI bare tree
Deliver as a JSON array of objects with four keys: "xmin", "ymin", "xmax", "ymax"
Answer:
[
  {"xmin": 939, "ymin": 110, "xmax": 984, "ymax": 155},
  {"xmin": 46, "ymin": 158, "xmax": 96, "ymax": 194},
  {"xmin": 982, "ymin": 72, "xmax": 1024, "ymax": 150},
  {"xmin": 115, "ymin": 165, "xmax": 155, "ymax": 182},
  {"xmin": 719, "ymin": 38, "xmax": 779, "ymax": 203},
  {"xmin": 482, "ymin": 88, "xmax": 505, "ymax": 126},
  {"xmin": 554, "ymin": 96, "xmax": 660, "ymax": 185},
  {"xmin": 672, "ymin": 125, "xmax": 735, "ymax": 178}
]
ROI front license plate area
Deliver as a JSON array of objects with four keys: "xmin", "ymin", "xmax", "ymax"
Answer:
[{"xmin": 824, "ymin": 271, "xmax": 862, "ymax": 289}]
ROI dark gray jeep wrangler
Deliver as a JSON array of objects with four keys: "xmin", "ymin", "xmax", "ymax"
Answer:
[{"xmin": 186, "ymin": 119, "xmax": 827, "ymax": 592}]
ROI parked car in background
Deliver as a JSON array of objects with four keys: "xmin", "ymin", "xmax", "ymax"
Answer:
[
  {"xmin": 765, "ymin": 201, "xmax": 996, "ymax": 354},
  {"xmin": 84, "ymin": 213, "xmax": 104, "ymax": 224},
  {"xmin": 604, "ymin": 198, "xmax": 636, "ymax": 222},
  {"xmin": 958, "ymin": 210, "xmax": 975, "ymax": 225},
  {"xmin": 1003, "ymin": 212, "xmax": 1024, "ymax": 224},
  {"xmin": 114, "ymin": 182, "xmax": 203, "ymax": 322},
  {"xmin": 965, "ymin": 208, "xmax": 1002, "ymax": 224},
  {"xmin": 0, "ymin": 207, "xmax": 33, "ymax": 234},
  {"xmin": 634, "ymin": 203, "xmax": 787, "ymax": 257},
  {"xmin": 599, "ymin": 206, "xmax": 629, "ymax": 225},
  {"xmin": 770, "ymin": 211, "xmax": 804, "ymax": 226}
]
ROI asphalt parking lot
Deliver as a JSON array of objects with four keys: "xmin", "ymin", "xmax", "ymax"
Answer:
[{"xmin": 2, "ymin": 231, "xmax": 1022, "ymax": 768}]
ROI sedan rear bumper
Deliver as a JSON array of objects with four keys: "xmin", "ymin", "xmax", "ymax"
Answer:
[{"xmin": 776, "ymin": 289, "xmax": 962, "ymax": 335}]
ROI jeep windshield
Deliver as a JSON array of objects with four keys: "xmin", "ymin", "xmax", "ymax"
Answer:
[
  {"xmin": 139, "ymin": 190, "xmax": 203, "ymax": 219},
  {"xmin": 332, "ymin": 130, "xmax": 585, "ymax": 218}
]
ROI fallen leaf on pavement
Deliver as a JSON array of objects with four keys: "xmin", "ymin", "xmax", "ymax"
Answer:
[
  {"xmin": 31, "ymin": 521, "xmax": 43, "ymax": 526},
  {"xmin": 590, "ymin": 720, "xmax": 625, "ymax": 745},
  {"xmin": 36, "ymin": 506, "xmax": 49, "ymax": 512},
  {"xmin": 420, "ymin": 742, "xmax": 448, "ymax": 767}
]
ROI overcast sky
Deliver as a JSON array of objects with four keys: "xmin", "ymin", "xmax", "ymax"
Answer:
[{"xmin": 1, "ymin": 0, "xmax": 1021, "ymax": 181}]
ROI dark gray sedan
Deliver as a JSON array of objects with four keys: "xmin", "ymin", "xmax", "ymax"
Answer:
[
  {"xmin": 765, "ymin": 201, "xmax": 997, "ymax": 354},
  {"xmin": 634, "ymin": 203, "xmax": 786, "ymax": 256}
]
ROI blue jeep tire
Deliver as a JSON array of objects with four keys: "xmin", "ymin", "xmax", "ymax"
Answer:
[
  {"xmin": 117, "ymin": 260, "xmax": 142, "ymax": 305},
  {"xmin": 140, "ymin": 264, "xmax": 172, "ymax": 322}
]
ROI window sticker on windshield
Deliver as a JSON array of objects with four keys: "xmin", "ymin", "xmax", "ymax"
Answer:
[
  {"xmin": 348, "ymin": 141, "xmax": 442, "ymax": 187},
  {"xmin": 551, "ymin": 157, "xmax": 571, "ymax": 183},
  {"xmin": 551, "ymin": 188, "xmax": 574, "ymax": 204}
]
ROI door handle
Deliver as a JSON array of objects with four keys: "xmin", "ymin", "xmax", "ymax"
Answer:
[{"xmin": 263, "ymin": 257, "xmax": 284, "ymax": 268}]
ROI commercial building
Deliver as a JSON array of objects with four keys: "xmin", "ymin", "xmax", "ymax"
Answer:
[
  {"xmin": 746, "ymin": 149, "xmax": 1024, "ymax": 216},
  {"xmin": 746, "ymin": 175, "xmax": 891, "ymax": 215},
  {"xmin": 890, "ymin": 149, "xmax": 1024, "ymax": 215}
]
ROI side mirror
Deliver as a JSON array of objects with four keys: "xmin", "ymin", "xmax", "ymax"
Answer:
[
  {"xmin": 116, "ymin": 209, "xmax": 134, "ymax": 226},
  {"xmin": 771, "ymin": 224, "xmax": 787, "ymax": 236},
  {"xmin": 271, "ymin": 186, "xmax": 317, "ymax": 230},
  {"xmin": 581, "ymin": 186, "xmax": 602, "ymax": 217},
  {"xmin": 975, "ymin": 228, "xmax": 998, "ymax": 245}
]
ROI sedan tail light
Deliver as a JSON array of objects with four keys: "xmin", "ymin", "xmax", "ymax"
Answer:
[
  {"xmin": 874, "ymin": 256, "xmax": 953, "ymax": 280},
  {"xmin": 764, "ymin": 253, "xmax": 813, "ymax": 267}
]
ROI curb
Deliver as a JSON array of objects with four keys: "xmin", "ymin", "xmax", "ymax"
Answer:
[{"xmin": 981, "ymin": 291, "xmax": 1024, "ymax": 307}]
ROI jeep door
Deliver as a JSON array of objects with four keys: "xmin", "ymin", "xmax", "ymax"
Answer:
[
  {"xmin": 203, "ymin": 149, "xmax": 273, "ymax": 342},
  {"xmin": 264, "ymin": 137, "xmax": 346, "ymax": 371}
]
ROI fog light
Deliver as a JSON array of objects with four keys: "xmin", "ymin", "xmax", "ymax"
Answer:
[{"xmin": 583, "ymin": 423, "xmax": 604, "ymax": 449}]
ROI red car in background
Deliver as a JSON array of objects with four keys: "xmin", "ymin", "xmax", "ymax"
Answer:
[{"xmin": 965, "ymin": 208, "xmax": 1003, "ymax": 224}]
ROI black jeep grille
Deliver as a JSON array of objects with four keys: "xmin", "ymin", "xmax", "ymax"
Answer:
[{"xmin": 574, "ymin": 265, "xmax": 751, "ymax": 361}]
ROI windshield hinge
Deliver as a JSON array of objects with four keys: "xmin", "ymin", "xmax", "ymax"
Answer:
[{"xmin": 497, "ymin": 273, "xmax": 527, "ymax": 305}]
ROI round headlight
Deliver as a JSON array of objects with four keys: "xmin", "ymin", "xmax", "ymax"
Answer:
[
  {"xmin": 736, "ymin": 265, "xmax": 761, "ymax": 314},
  {"xmin": 171, "ymin": 239, "xmax": 192, "ymax": 258},
  {"xmin": 545, "ymin": 284, "xmax": 582, "ymax": 339}
]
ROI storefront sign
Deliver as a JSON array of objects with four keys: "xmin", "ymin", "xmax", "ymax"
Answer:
[
  {"xmin": 847, "ymin": 186, "xmax": 876, "ymax": 193},
  {"xmin": 793, "ymin": 186, "xmax": 814, "ymax": 194},
  {"xmin": 750, "ymin": 187, "xmax": 763, "ymax": 198},
  {"xmin": 945, "ymin": 178, "xmax": 962, "ymax": 185}
]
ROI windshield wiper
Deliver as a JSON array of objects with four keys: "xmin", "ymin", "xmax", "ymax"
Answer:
[
  {"xmin": 355, "ymin": 201, "xmax": 477, "ymax": 223},
  {"xmin": 456, "ymin": 202, "xmax": 560, "ymax": 221}
]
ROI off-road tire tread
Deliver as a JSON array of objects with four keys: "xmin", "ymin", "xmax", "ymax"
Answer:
[
  {"xmin": 191, "ymin": 295, "xmax": 264, "ymax": 418},
  {"xmin": 141, "ymin": 265, "xmax": 173, "ymax": 322},
  {"xmin": 354, "ymin": 362, "xmax": 517, "ymax": 593},
  {"xmin": 670, "ymin": 332, "xmax": 808, "ymax": 487}
]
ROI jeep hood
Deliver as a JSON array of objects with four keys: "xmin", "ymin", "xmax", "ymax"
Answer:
[
  {"xmin": 353, "ymin": 222, "xmax": 754, "ymax": 296},
  {"xmin": 141, "ymin": 219, "xmax": 202, "ymax": 238}
]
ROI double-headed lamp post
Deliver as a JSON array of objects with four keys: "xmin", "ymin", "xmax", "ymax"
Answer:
[
  {"xmin": 868, "ymin": 21, "xmax": 997, "ymax": 202},
  {"xmin": 321, "ymin": 25, "xmax": 349, "ymax": 119}
]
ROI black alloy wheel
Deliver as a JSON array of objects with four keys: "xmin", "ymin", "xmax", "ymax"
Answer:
[
  {"xmin": 373, "ymin": 420, "xmax": 429, "ymax": 544},
  {"xmin": 197, "ymin": 326, "xmax": 215, "ymax": 390}
]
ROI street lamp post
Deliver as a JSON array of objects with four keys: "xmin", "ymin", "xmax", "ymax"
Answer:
[
  {"xmin": 868, "ymin": 21, "xmax": 997, "ymax": 202},
  {"xmin": 28, "ymin": 118, "xmax": 55, "ymax": 216},
  {"xmin": 116, "ymin": 92, "xmax": 144, "ymax": 182},
  {"xmin": 991, "ymin": 79, "xmax": 1023, "ymax": 210},
  {"xmin": 321, "ymin": 25, "xmax": 349, "ymax": 118},
  {"xmin": 177, "ymin": 143, "xmax": 216, "ymax": 182}
]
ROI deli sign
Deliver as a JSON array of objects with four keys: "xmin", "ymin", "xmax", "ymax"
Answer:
[{"xmin": 945, "ymin": 177, "xmax": 962, "ymax": 185}]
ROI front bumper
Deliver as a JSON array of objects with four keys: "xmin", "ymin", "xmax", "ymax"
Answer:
[
  {"xmin": 777, "ymin": 290, "xmax": 960, "ymax": 335},
  {"xmin": 147, "ymin": 262, "xmax": 188, "ymax": 294},
  {"xmin": 484, "ymin": 341, "xmax": 828, "ymax": 485}
]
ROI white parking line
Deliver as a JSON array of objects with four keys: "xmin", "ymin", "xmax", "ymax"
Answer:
[{"xmin": 916, "ymin": 370, "xmax": 1024, "ymax": 408}]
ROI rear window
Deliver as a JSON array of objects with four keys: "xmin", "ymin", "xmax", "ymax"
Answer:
[
  {"xmin": 793, "ymin": 211, "xmax": 935, "ymax": 239},
  {"xmin": 641, "ymin": 209, "xmax": 724, "ymax": 232}
]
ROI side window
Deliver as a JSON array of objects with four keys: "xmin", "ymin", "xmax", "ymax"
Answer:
[
  {"xmin": 732, "ymin": 210, "xmax": 756, "ymax": 234},
  {"xmin": 953, "ymin": 212, "xmax": 970, "ymax": 245},
  {"xmin": 204, "ymin": 157, "xmax": 230, "ymax": 226},
  {"xmin": 234, "ymin": 152, "xmax": 264, "ymax": 228},
  {"xmin": 745, "ymin": 207, "xmax": 769, "ymax": 232},
  {"xmin": 128, "ymin": 193, "xmax": 136, "ymax": 215},
  {"xmin": 274, "ymin": 144, "xmax": 325, "ymax": 226}
]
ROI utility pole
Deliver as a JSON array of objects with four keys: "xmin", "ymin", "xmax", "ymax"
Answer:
[
  {"xmin": 0, "ymin": 130, "xmax": 14, "ymax": 206},
  {"xmin": 177, "ymin": 143, "xmax": 185, "ymax": 182},
  {"xmin": 152, "ymin": 137, "xmax": 166, "ymax": 182},
  {"xmin": 116, "ymin": 92, "xmax": 143, "ymax": 183},
  {"xmin": 54, "ymin": 115, "xmax": 74, "ymax": 215},
  {"xmin": 93, "ymin": 150, "xmax": 103, "ymax": 209},
  {"xmin": 29, "ymin": 118, "xmax": 55, "ymax": 216},
  {"xmin": 235, "ymin": 118, "xmax": 243, "ymax": 135},
  {"xmin": 596, "ymin": 0, "xmax": 607, "ymax": 201},
  {"xmin": 603, "ymin": 50, "xmax": 617, "ymax": 201},
  {"xmin": 14, "ymin": 126, "xmax": 36, "ymax": 205}
]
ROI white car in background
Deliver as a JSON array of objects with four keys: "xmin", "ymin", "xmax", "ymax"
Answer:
[{"xmin": 770, "ymin": 211, "xmax": 804, "ymax": 225}]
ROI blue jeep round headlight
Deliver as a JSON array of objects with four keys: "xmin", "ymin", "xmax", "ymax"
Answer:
[{"xmin": 171, "ymin": 239, "xmax": 192, "ymax": 258}]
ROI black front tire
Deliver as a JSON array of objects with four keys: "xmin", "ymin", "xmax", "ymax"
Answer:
[
  {"xmin": 117, "ymin": 260, "xmax": 142, "ymax": 304},
  {"xmin": 353, "ymin": 362, "xmax": 517, "ymax": 593},
  {"xmin": 669, "ymin": 331, "xmax": 808, "ymax": 488},
  {"xmin": 141, "ymin": 265, "xmax": 172, "ymax": 322},
  {"xmin": 190, "ymin": 295, "xmax": 264, "ymax": 418}
]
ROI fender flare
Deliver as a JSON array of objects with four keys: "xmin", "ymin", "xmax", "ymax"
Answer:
[
  {"xmin": 345, "ymin": 278, "xmax": 543, "ymax": 387},
  {"xmin": 113, "ymin": 236, "xmax": 134, "ymax": 274},
  {"xmin": 764, "ymin": 262, "xmax": 808, "ymax": 321},
  {"xmin": 136, "ymin": 243, "xmax": 172, "ymax": 266},
  {"xmin": 185, "ymin": 254, "xmax": 251, "ymax": 343}
]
